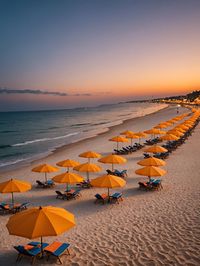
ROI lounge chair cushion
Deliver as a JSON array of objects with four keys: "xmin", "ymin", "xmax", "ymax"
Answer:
[
  {"xmin": 24, "ymin": 244, "xmax": 35, "ymax": 250},
  {"xmin": 44, "ymin": 242, "xmax": 62, "ymax": 253},
  {"xmin": 111, "ymin": 192, "xmax": 122, "ymax": 199},
  {"xmin": 44, "ymin": 242, "xmax": 70, "ymax": 256}
]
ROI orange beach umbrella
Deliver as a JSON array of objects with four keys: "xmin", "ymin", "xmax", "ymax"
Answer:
[
  {"xmin": 52, "ymin": 172, "xmax": 83, "ymax": 191},
  {"xmin": 73, "ymin": 163, "xmax": 102, "ymax": 182},
  {"xmin": 125, "ymin": 133, "xmax": 139, "ymax": 146},
  {"xmin": 135, "ymin": 132, "xmax": 147, "ymax": 143},
  {"xmin": 0, "ymin": 179, "xmax": 31, "ymax": 204},
  {"xmin": 90, "ymin": 174, "xmax": 126, "ymax": 197},
  {"xmin": 98, "ymin": 154, "xmax": 127, "ymax": 171},
  {"xmin": 79, "ymin": 151, "xmax": 101, "ymax": 162},
  {"xmin": 109, "ymin": 136, "xmax": 129, "ymax": 150},
  {"xmin": 144, "ymin": 145, "xmax": 168, "ymax": 154},
  {"xmin": 160, "ymin": 134, "xmax": 179, "ymax": 141},
  {"xmin": 56, "ymin": 159, "xmax": 80, "ymax": 172},
  {"xmin": 6, "ymin": 206, "xmax": 75, "ymax": 255},
  {"xmin": 32, "ymin": 164, "xmax": 59, "ymax": 182},
  {"xmin": 137, "ymin": 157, "xmax": 166, "ymax": 167},
  {"xmin": 135, "ymin": 166, "xmax": 166, "ymax": 181},
  {"xmin": 120, "ymin": 130, "xmax": 135, "ymax": 136}
]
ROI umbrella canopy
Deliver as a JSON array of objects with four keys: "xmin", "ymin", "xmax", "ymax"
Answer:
[
  {"xmin": 79, "ymin": 151, "xmax": 101, "ymax": 162},
  {"xmin": 6, "ymin": 206, "xmax": 75, "ymax": 254},
  {"xmin": 160, "ymin": 134, "xmax": 179, "ymax": 141},
  {"xmin": 135, "ymin": 132, "xmax": 147, "ymax": 143},
  {"xmin": 56, "ymin": 159, "xmax": 80, "ymax": 171},
  {"xmin": 52, "ymin": 172, "xmax": 84, "ymax": 191},
  {"xmin": 137, "ymin": 157, "xmax": 166, "ymax": 167},
  {"xmin": 90, "ymin": 174, "xmax": 126, "ymax": 197},
  {"xmin": 154, "ymin": 123, "xmax": 168, "ymax": 129},
  {"xmin": 98, "ymin": 154, "xmax": 127, "ymax": 171},
  {"xmin": 177, "ymin": 125, "xmax": 190, "ymax": 130},
  {"xmin": 144, "ymin": 145, "xmax": 168, "ymax": 153},
  {"xmin": 125, "ymin": 133, "xmax": 139, "ymax": 145},
  {"xmin": 144, "ymin": 128, "xmax": 165, "ymax": 138},
  {"xmin": 0, "ymin": 179, "xmax": 31, "ymax": 204},
  {"xmin": 120, "ymin": 130, "xmax": 135, "ymax": 136},
  {"xmin": 73, "ymin": 163, "xmax": 102, "ymax": 182},
  {"xmin": 167, "ymin": 130, "xmax": 184, "ymax": 137},
  {"xmin": 109, "ymin": 136, "xmax": 129, "ymax": 150},
  {"xmin": 135, "ymin": 166, "xmax": 166, "ymax": 181},
  {"xmin": 32, "ymin": 164, "xmax": 59, "ymax": 182}
]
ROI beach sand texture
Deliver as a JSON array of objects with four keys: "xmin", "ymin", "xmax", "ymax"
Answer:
[{"xmin": 0, "ymin": 105, "xmax": 200, "ymax": 265}]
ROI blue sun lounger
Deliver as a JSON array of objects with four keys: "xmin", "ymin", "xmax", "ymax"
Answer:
[
  {"xmin": 14, "ymin": 242, "xmax": 49, "ymax": 264},
  {"xmin": 44, "ymin": 241, "xmax": 70, "ymax": 264},
  {"xmin": 109, "ymin": 192, "xmax": 123, "ymax": 204}
]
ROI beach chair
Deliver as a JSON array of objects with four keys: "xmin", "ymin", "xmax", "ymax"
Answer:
[
  {"xmin": 0, "ymin": 202, "xmax": 11, "ymax": 214},
  {"xmin": 76, "ymin": 180, "xmax": 92, "ymax": 188},
  {"xmin": 36, "ymin": 180, "xmax": 48, "ymax": 188},
  {"xmin": 143, "ymin": 153, "xmax": 151, "ymax": 158},
  {"xmin": 94, "ymin": 193, "xmax": 108, "ymax": 204},
  {"xmin": 150, "ymin": 179, "xmax": 163, "ymax": 191},
  {"xmin": 114, "ymin": 169, "xmax": 128, "ymax": 178},
  {"xmin": 45, "ymin": 180, "xmax": 55, "ymax": 188},
  {"xmin": 55, "ymin": 191, "xmax": 67, "ymax": 200},
  {"xmin": 14, "ymin": 202, "xmax": 30, "ymax": 213},
  {"xmin": 66, "ymin": 189, "xmax": 81, "ymax": 200},
  {"xmin": 44, "ymin": 241, "xmax": 70, "ymax": 264},
  {"xmin": 109, "ymin": 192, "xmax": 123, "ymax": 204},
  {"xmin": 14, "ymin": 242, "xmax": 49, "ymax": 264},
  {"xmin": 138, "ymin": 182, "xmax": 151, "ymax": 191}
]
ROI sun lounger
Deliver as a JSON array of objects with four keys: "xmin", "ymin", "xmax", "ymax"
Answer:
[
  {"xmin": 94, "ymin": 193, "xmax": 108, "ymax": 204},
  {"xmin": 109, "ymin": 192, "xmax": 123, "ymax": 204},
  {"xmin": 44, "ymin": 241, "xmax": 70, "ymax": 264},
  {"xmin": 66, "ymin": 189, "xmax": 81, "ymax": 200},
  {"xmin": 36, "ymin": 180, "xmax": 54, "ymax": 188},
  {"xmin": 14, "ymin": 242, "xmax": 49, "ymax": 264},
  {"xmin": 0, "ymin": 202, "xmax": 28, "ymax": 214},
  {"xmin": 0, "ymin": 202, "xmax": 12, "ymax": 214},
  {"xmin": 55, "ymin": 191, "xmax": 68, "ymax": 200},
  {"xmin": 45, "ymin": 180, "xmax": 55, "ymax": 187},
  {"xmin": 14, "ymin": 202, "xmax": 30, "ymax": 213},
  {"xmin": 138, "ymin": 179, "xmax": 162, "ymax": 191},
  {"xmin": 150, "ymin": 179, "xmax": 163, "ymax": 190},
  {"xmin": 114, "ymin": 169, "xmax": 128, "ymax": 178},
  {"xmin": 143, "ymin": 153, "xmax": 151, "ymax": 158},
  {"xmin": 106, "ymin": 169, "xmax": 127, "ymax": 178},
  {"xmin": 76, "ymin": 180, "xmax": 92, "ymax": 188},
  {"xmin": 36, "ymin": 180, "xmax": 49, "ymax": 188}
]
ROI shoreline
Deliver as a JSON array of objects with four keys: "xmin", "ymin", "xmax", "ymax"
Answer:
[{"xmin": 0, "ymin": 103, "xmax": 168, "ymax": 175}]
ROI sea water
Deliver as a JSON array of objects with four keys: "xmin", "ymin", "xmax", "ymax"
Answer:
[{"xmin": 0, "ymin": 102, "xmax": 166, "ymax": 171}]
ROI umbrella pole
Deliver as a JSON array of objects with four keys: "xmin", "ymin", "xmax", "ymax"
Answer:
[
  {"xmin": 112, "ymin": 163, "xmax": 114, "ymax": 172},
  {"xmin": 40, "ymin": 236, "xmax": 44, "ymax": 257},
  {"xmin": 11, "ymin": 192, "xmax": 14, "ymax": 205},
  {"xmin": 108, "ymin": 187, "xmax": 110, "ymax": 203},
  {"xmin": 86, "ymin": 172, "xmax": 89, "ymax": 182},
  {"xmin": 117, "ymin": 142, "xmax": 119, "ymax": 150},
  {"xmin": 67, "ymin": 167, "xmax": 69, "ymax": 172},
  {"xmin": 45, "ymin": 173, "xmax": 47, "ymax": 183}
]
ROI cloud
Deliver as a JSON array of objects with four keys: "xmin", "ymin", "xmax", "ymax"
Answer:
[{"xmin": 0, "ymin": 88, "xmax": 92, "ymax": 97}]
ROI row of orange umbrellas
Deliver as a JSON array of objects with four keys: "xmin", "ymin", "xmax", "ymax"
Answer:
[{"xmin": 133, "ymin": 109, "xmax": 200, "ymax": 181}]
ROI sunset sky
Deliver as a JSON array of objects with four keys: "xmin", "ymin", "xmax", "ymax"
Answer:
[{"xmin": 0, "ymin": 0, "xmax": 200, "ymax": 111}]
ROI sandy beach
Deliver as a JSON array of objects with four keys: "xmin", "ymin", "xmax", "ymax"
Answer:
[{"xmin": 0, "ymin": 104, "xmax": 200, "ymax": 266}]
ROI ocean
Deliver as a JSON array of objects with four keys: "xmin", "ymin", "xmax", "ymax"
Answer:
[{"xmin": 0, "ymin": 102, "xmax": 166, "ymax": 171}]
